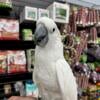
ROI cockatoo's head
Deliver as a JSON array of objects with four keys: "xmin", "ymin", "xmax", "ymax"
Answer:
[{"xmin": 34, "ymin": 17, "xmax": 61, "ymax": 47}]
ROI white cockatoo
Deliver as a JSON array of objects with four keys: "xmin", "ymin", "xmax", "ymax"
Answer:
[{"xmin": 33, "ymin": 17, "xmax": 78, "ymax": 100}]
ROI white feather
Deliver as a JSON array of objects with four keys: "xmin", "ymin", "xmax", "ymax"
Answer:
[{"xmin": 33, "ymin": 17, "xmax": 77, "ymax": 100}]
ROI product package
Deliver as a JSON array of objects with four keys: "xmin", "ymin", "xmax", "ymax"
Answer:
[
  {"xmin": 26, "ymin": 49, "xmax": 35, "ymax": 72},
  {"xmin": 14, "ymin": 81, "xmax": 25, "ymax": 96},
  {"xmin": 0, "ymin": 18, "xmax": 19, "ymax": 40},
  {"xmin": 47, "ymin": 2, "xmax": 70, "ymax": 23},
  {"xmin": 0, "ymin": 51, "xmax": 7, "ymax": 73},
  {"xmin": 7, "ymin": 51, "xmax": 26, "ymax": 73},
  {"xmin": 25, "ymin": 80, "xmax": 38, "ymax": 98},
  {"xmin": 0, "ymin": 0, "xmax": 12, "ymax": 9},
  {"xmin": 20, "ymin": 6, "xmax": 37, "ymax": 23},
  {"xmin": 4, "ymin": 84, "xmax": 12, "ymax": 95},
  {"xmin": 22, "ymin": 29, "xmax": 33, "ymax": 40},
  {"xmin": 38, "ymin": 8, "xmax": 49, "ymax": 19}
]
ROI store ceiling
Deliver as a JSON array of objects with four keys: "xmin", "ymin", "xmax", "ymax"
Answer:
[
  {"xmin": 11, "ymin": 0, "xmax": 55, "ymax": 17},
  {"xmin": 12, "ymin": 0, "xmax": 54, "ymax": 8},
  {"xmin": 11, "ymin": 0, "xmax": 100, "ymax": 16},
  {"xmin": 82, "ymin": 0, "xmax": 100, "ymax": 5},
  {"xmin": 66, "ymin": 0, "xmax": 100, "ymax": 9}
]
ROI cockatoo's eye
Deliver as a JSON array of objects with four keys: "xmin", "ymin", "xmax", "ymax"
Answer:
[{"xmin": 53, "ymin": 28, "xmax": 55, "ymax": 32}]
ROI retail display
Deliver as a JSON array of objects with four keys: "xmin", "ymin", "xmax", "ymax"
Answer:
[
  {"xmin": 25, "ymin": 80, "xmax": 38, "ymax": 98},
  {"xmin": 69, "ymin": 10, "xmax": 77, "ymax": 33},
  {"xmin": 14, "ymin": 81, "xmax": 25, "ymax": 96},
  {"xmin": 4, "ymin": 84, "xmax": 12, "ymax": 95},
  {"xmin": 47, "ymin": 2, "xmax": 70, "ymax": 23},
  {"xmin": 0, "ymin": 51, "xmax": 27, "ymax": 74},
  {"xmin": 0, "ymin": 18, "xmax": 19, "ymax": 40},
  {"xmin": 76, "ymin": 8, "xmax": 100, "ymax": 26},
  {"xmin": 0, "ymin": 0, "xmax": 99, "ymax": 99},
  {"xmin": 22, "ymin": 29, "xmax": 33, "ymax": 40},
  {"xmin": 7, "ymin": 51, "xmax": 26, "ymax": 73},
  {"xmin": 0, "ymin": 51, "xmax": 7, "ymax": 73},
  {"xmin": 38, "ymin": 8, "xmax": 49, "ymax": 19},
  {"xmin": 20, "ymin": 6, "xmax": 37, "ymax": 23},
  {"xmin": 89, "ymin": 27, "xmax": 97, "ymax": 43},
  {"xmin": 63, "ymin": 5, "xmax": 100, "ymax": 100}
]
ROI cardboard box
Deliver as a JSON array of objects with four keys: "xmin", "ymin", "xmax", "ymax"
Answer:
[
  {"xmin": 38, "ymin": 8, "xmax": 49, "ymax": 19},
  {"xmin": 20, "ymin": 6, "xmax": 37, "ymax": 23},
  {"xmin": 0, "ymin": 18, "xmax": 19, "ymax": 40},
  {"xmin": 47, "ymin": 2, "xmax": 70, "ymax": 23}
]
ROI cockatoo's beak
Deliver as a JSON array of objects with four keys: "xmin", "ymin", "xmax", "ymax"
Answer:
[{"xmin": 34, "ymin": 23, "xmax": 48, "ymax": 47}]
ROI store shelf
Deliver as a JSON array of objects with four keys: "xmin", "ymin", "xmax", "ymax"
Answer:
[
  {"xmin": 77, "ymin": 25, "xmax": 95, "ymax": 31},
  {"xmin": 0, "ymin": 72, "xmax": 32, "ymax": 84},
  {"xmin": 0, "ymin": 92, "xmax": 20, "ymax": 99},
  {"xmin": 0, "ymin": 40, "xmax": 35, "ymax": 50}
]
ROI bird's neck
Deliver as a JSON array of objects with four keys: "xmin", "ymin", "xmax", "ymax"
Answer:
[{"xmin": 36, "ymin": 37, "xmax": 64, "ymax": 61}]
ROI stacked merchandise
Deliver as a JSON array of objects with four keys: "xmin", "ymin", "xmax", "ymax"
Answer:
[
  {"xmin": 76, "ymin": 8, "xmax": 100, "ymax": 27},
  {"xmin": 0, "ymin": 51, "xmax": 27, "ymax": 73},
  {"xmin": 2, "ymin": 80, "xmax": 38, "ymax": 99},
  {"xmin": 0, "ymin": 18, "xmax": 37, "ymax": 99},
  {"xmin": 64, "ymin": 6, "xmax": 100, "ymax": 100}
]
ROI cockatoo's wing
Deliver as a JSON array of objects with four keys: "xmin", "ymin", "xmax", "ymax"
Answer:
[{"xmin": 56, "ymin": 59, "xmax": 78, "ymax": 100}]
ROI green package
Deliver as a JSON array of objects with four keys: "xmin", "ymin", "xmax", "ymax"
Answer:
[{"xmin": 22, "ymin": 29, "xmax": 33, "ymax": 40}]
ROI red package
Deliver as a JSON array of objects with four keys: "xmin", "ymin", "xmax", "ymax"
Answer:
[
  {"xmin": 7, "ymin": 51, "xmax": 26, "ymax": 73},
  {"xmin": 0, "ymin": 18, "xmax": 19, "ymax": 40},
  {"xmin": 0, "ymin": 51, "xmax": 7, "ymax": 74}
]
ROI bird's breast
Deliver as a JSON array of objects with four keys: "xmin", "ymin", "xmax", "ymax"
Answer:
[{"xmin": 34, "ymin": 61, "xmax": 59, "ymax": 92}]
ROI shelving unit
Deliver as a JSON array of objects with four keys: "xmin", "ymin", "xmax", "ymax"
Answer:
[
  {"xmin": 0, "ymin": 0, "xmax": 61, "ymax": 99},
  {"xmin": 0, "ymin": 40, "xmax": 35, "ymax": 50},
  {"xmin": 0, "ymin": 92, "xmax": 20, "ymax": 99},
  {"xmin": 0, "ymin": 0, "xmax": 99, "ymax": 99},
  {"xmin": 0, "ymin": 72, "xmax": 32, "ymax": 84}
]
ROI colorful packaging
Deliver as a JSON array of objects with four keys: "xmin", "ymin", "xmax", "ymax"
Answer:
[
  {"xmin": 96, "ymin": 83, "xmax": 100, "ymax": 100},
  {"xmin": 0, "ymin": 18, "xmax": 19, "ymax": 40},
  {"xmin": 0, "ymin": 51, "xmax": 7, "ymax": 73},
  {"xmin": 25, "ymin": 80, "xmax": 38, "ymax": 98},
  {"xmin": 88, "ymin": 85, "xmax": 97, "ymax": 100},
  {"xmin": 7, "ymin": 51, "xmax": 26, "ymax": 73},
  {"xmin": 22, "ymin": 29, "xmax": 33, "ymax": 40},
  {"xmin": 26, "ymin": 49, "xmax": 35, "ymax": 72}
]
